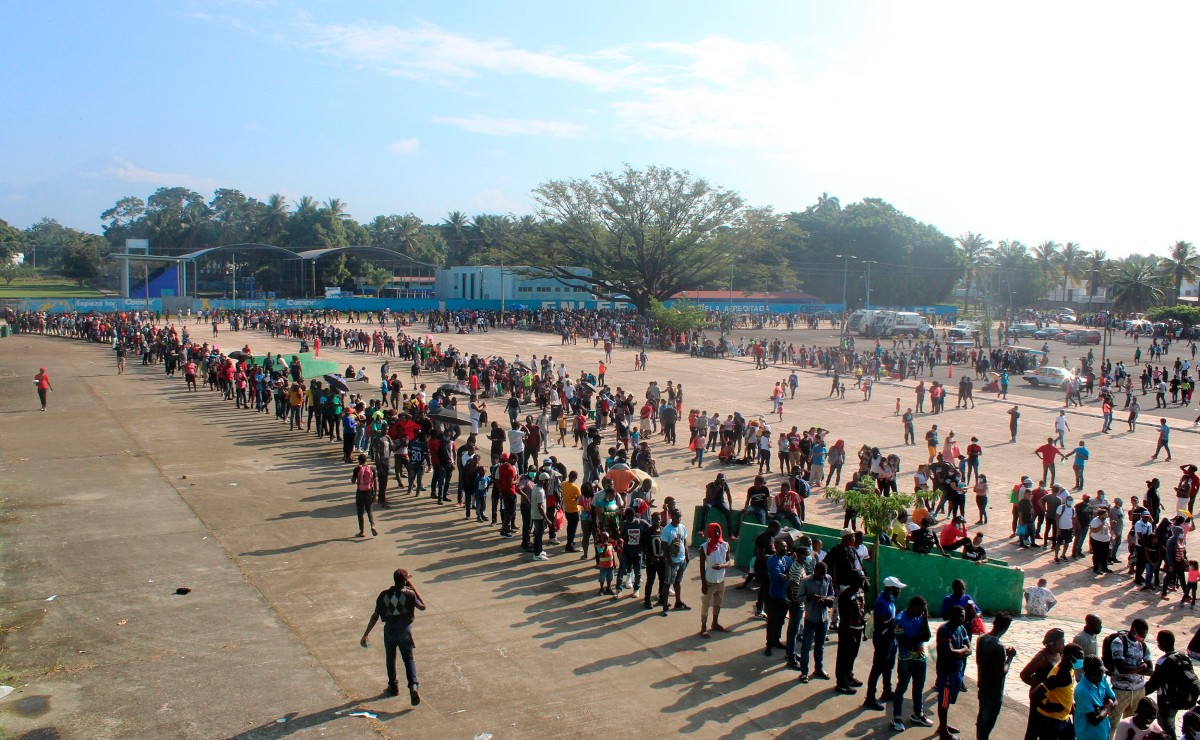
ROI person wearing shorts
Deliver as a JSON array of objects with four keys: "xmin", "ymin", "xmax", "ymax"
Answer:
[
  {"xmin": 699, "ymin": 522, "xmax": 731, "ymax": 638},
  {"xmin": 935, "ymin": 605, "xmax": 971, "ymax": 740}
]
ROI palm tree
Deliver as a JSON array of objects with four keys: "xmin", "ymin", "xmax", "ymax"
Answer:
[
  {"xmin": 441, "ymin": 211, "xmax": 470, "ymax": 266},
  {"xmin": 956, "ymin": 231, "xmax": 993, "ymax": 314},
  {"xmin": 1059, "ymin": 241, "xmax": 1084, "ymax": 305},
  {"xmin": 815, "ymin": 192, "xmax": 841, "ymax": 213},
  {"xmin": 1159, "ymin": 240, "xmax": 1200, "ymax": 305},
  {"xmin": 393, "ymin": 214, "xmax": 424, "ymax": 257},
  {"xmin": 325, "ymin": 198, "xmax": 348, "ymax": 220},
  {"xmin": 294, "ymin": 196, "xmax": 318, "ymax": 218},
  {"xmin": 994, "ymin": 239, "xmax": 1028, "ymax": 264},
  {"xmin": 1033, "ymin": 241, "xmax": 1061, "ymax": 294},
  {"xmin": 1084, "ymin": 249, "xmax": 1109, "ymax": 304},
  {"xmin": 1109, "ymin": 256, "xmax": 1165, "ymax": 312},
  {"xmin": 260, "ymin": 193, "xmax": 289, "ymax": 244}
]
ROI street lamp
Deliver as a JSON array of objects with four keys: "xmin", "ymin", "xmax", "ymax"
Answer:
[
  {"xmin": 225, "ymin": 261, "xmax": 237, "ymax": 307},
  {"xmin": 836, "ymin": 252, "xmax": 858, "ymax": 314}
]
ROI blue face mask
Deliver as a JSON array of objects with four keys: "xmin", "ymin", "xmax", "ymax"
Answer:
[{"xmin": 1071, "ymin": 658, "xmax": 1084, "ymax": 670}]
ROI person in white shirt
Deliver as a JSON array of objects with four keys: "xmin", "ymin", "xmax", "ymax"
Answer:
[
  {"xmin": 1054, "ymin": 495, "xmax": 1077, "ymax": 562},
  {"xmin": 1089, "ymin": 507, "xmax": 1114, "ymax": 574},
  {"xmin": 1024, "ymin": 578, "xmax": 1058, "ymax": 617},
  {"xmin": 1055, "ymin": 411, "xmax": 1070, "ymax": 448},
  {"xmin": 699, "ymin": 522, "xmax": 732, "ymax": 638}
]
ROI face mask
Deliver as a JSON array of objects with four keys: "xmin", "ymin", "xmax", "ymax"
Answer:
[{"xmin": 1071, "ymin": 658, "xmax": 1084, "ymax": 670}]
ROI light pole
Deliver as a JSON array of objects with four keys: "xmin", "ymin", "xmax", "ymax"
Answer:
[
  {"xmin": 225, "ymin": 261, "xmax": 237, "ymax": 307},
  {"xmin": 864, "ymin": 260, "xmax": 873, "ymax": 310},
  {"xmin": 836, "ymin": 253, "xmax": 858, "ymax": 330}
]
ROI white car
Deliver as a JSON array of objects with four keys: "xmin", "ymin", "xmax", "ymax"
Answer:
[{"xmin": 1022, "ymin": 366, "xmax": 1076, "ymax": 388}]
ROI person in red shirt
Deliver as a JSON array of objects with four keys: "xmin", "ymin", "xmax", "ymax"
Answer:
[
  {"xmin": 965, "ymin": 437, "xmax": 983, "ymax": 484},
  {"xmin": 497, "ymin": 454, "xmax": 519, "ymax": 536},
  {"xmin": 1033, "ymin": 438, "xmax": 1064, "ymax": 487},
  {"xmin": 33, "ymin": 367, "xmax": 53, "ymax": 411},
  {"xmin": 939, "ymin": 516, "xmax": 971, "ymax": 554}
]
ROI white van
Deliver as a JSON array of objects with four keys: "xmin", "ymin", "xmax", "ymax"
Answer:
[{"xmin": 890, "ymin": 312, "xmax": 932, "ymax": 337}]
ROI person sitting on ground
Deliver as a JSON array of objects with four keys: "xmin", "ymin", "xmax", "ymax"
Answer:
[{"xmin": 1024, "ymin": 578, "xmax": 1058, "ymax": 617}]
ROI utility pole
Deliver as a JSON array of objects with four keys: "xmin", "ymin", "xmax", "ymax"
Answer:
[
  {"xmin": 864, "ymin": 260, "xmax": 872, "ymax": 310},
  {"xmin": 499, "ymin": 261, "xmax": 506, "ymax": 326}
]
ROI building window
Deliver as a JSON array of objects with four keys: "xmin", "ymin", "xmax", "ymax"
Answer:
[{"xmin": 517, "ymin": 287, "xmax": 533, "ymax": 293}]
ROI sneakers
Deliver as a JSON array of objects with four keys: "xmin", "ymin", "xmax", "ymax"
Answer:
[
  {"xmin": 534, "ymin": 552, "xmax": 550, "ymax": 560},
  {"xmin": 811, "ymin": 670, "xmax": 831, "ymax": 680},
  {"xmin": 835, "ymin": 684, "xmax": 857, "ymax": 694},
  {"xmin": 864, "ymin": 699, "xmax": 886, "ymax": 711},
  {"xmin": 548, "ymin": 538, "xmax": 561, "ymax": 546},
  {"xmin": 910, "ymin": 713, "xmax": 933, "ymax": 727},
  {"xmin": 890, "ymin": 718, "xmax": 905, "ymax": 732}
]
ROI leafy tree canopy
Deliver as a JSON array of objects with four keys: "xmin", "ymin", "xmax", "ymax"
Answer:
[{"xmin": 524, "ymin": 165, "xmax": 745, "ymax": 312}]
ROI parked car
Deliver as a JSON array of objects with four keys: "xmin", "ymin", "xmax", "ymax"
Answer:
[
  {"xmin": 1022, "ymin": 366, "xmax": 1076, "ymax": 388},
  {"xmin": 1063, "ymin": 330, "xmax": 1101, "ymax": 345},
  {"xmin": 1033, "ymin": 327, "xmax": 1067, "ymax": 340},
  {"xmin": 1007, "ymin": 322, "xmax": 1039, "ymax": 338}
]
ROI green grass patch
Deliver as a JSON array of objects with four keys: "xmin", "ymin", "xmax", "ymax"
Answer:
[{"xmin": 0, "ymin": 279, "xmax": 105, "ymax": 298}]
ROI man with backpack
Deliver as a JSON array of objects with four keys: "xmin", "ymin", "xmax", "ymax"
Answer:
[
  {"xmin": 1104, "ymin": 618, "xmax": 1154, "ymax": 739},
  {"xmin": 351, "ymin": 453, "xmax": 378, "ymax": 538},
  {"xmin": 1145, "ymin": 629, "xmax": 1200, "ymax": 740}
]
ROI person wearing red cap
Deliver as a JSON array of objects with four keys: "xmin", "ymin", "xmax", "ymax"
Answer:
[
  {"xmin": 33, "ymin": 367, "xmax": 52, "ymax": 411},
  {"xmin": 361, "ymin": 568, "xmax": 426, "ymax": 706}
]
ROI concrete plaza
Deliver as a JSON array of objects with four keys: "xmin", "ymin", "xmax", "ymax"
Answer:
[{"xmin": 0, "ymin": 319, "xmax": 1194, "ymax": 738}]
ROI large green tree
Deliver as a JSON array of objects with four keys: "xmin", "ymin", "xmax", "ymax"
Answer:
[
  {"xmin": 788, "ymin": 197, "xmax": 964, "ymax": 307},
  {"xmin": 526, "ymin": 165, "xmax": 745, "ymax": 312},
  {"xmin": 0, "ymin": 218, "xmax": 23, "ymax": 262},
  {"xmin": 58, "ymin": 234, "xmax": 109, "ymax": 286}
]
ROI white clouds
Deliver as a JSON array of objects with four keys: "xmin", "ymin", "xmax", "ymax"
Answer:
[
  {"xmin": 300, "ymin": 20, "xmax": 621, "ymax": 89},
  {"xmin": 388, "ymin": 138, "xmax": 420, "ymax": 155},
  {"xmin": 434, "ymin": 116, "xmax": 582, "ymax": 138},
  {"xmin": 104, "ymin": 158, "xmax": 219, "ymax": 191}
]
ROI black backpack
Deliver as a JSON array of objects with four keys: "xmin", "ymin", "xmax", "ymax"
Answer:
[
  {"xmin": 1167, "ymin": 652, "xmax": 1200, "ymax": 709},
  {"xmin": 1101, "ymin": 630, "xmax": 1129, "ymax": 675}
]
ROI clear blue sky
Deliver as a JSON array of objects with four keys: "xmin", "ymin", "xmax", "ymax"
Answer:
[{"xmin": 3, "ymin": 1, "xmax": 1197, "ymax": 258}]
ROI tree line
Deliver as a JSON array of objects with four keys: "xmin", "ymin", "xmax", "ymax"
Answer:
[{"xmin": 0, "ymin": 165, "xmax": 1195, "ymax": 312}]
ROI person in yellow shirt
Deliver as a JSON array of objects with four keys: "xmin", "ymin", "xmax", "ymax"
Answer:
[{"xmin": 561, "ymin": 471, "xmax": 583, "ymax": 553}]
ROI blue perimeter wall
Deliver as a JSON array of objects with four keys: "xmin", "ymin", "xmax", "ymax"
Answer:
[{"xmin": 11, "ymin": 298, "xmax": 958, "ymax": 316}]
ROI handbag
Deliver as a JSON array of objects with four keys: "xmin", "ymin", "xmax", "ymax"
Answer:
[
  {"xmin": 552, "ymin": 508, "xmax": 565, "ymax": 531},
  {"xmin": 968, "ymin": 615, "xmax": 986, "ymax": 636}
]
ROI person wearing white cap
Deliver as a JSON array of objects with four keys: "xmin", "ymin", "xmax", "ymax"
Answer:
[{"xmin": 864, "ymin": 575, "xmax": 907, "ymax": 711}]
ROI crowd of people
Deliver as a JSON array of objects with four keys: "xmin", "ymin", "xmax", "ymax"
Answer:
[{"xmin": 9, "ymin": 302, "xmax": 1200, "ymax": 739}]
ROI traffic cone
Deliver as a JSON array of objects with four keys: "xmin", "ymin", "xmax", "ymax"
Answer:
[{"xmin": 948, "ymin": 363, "xmax": 953, "ymax": 378}]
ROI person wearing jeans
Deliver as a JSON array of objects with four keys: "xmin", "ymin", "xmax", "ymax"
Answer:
[
  {"xmin": 891, "ymin": 596, "xmax": 934, "ymax": 732},
  {"xmin": 796, "ymin": 562, "xmax": 834, "ymax": 682},
  {"xmin": 360, "ymin": 568, "xmax": 426, "ymax": 707}
]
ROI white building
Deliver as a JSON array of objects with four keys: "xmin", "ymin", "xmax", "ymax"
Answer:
[{"xmin": 434, "ymin": 265, "xmax": 593, "ymax": 302}]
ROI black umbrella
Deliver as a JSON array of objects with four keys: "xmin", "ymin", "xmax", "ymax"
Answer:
[
  {"xmin": 429, "ymin": 407, "xmax": 472, "ymax": 426},
  {"xmin": 322, "ymin": 374, "xmax": 349, "ymax": 393},
  {"xmin": 228, "ymin": 350, "xmax": 252, "ymax": 361},
  {"xmin": 579, "ymin": 380, "xmax": 597, "ymax": 392},
  {"xmin": 439, "ymin": 383, "xmax": 471, "ymax": 396}
]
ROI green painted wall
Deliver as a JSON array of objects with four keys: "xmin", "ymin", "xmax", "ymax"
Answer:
[{"xmin": 691, "ymin": 507, "xmax": 1023, "ymax": 615}]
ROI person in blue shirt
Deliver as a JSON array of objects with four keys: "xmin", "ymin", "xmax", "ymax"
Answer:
[
  {"xmin": 865, "ymin": 576, "xmax": 906, "ymax": 710},
  {"xmin": 1065, "ymin": 441, "xmax": 1090, "ymax": 491},
  {"xmin": 1073, "ymin": 656, "xmax": 1117, "ymax": 740},
  {"xmin": 764, "ymin": 539, "xmax": 793, "ymax": 657},
  {"xmin": 341, "ymin": 410, "xmax": 357, "ymax": 463},
  {"xmin": 935, "ymin": 605, "xmax": 972, "ymax": 740},
  {"xmin": 788, "ymin": 371, "xmax": 799, "ymax": 399},
  {"xmin": 940, "ymin": 579, "xmax": 979, "ymax": 621},
  {"xmin": 892, "ymin": 596, "xmax": 933, "ymax": 731}
]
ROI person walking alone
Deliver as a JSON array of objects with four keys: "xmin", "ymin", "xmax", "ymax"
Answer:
[{"xmin": 360, "ymin": 568, "xmax": 426, "ymax": 706}]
